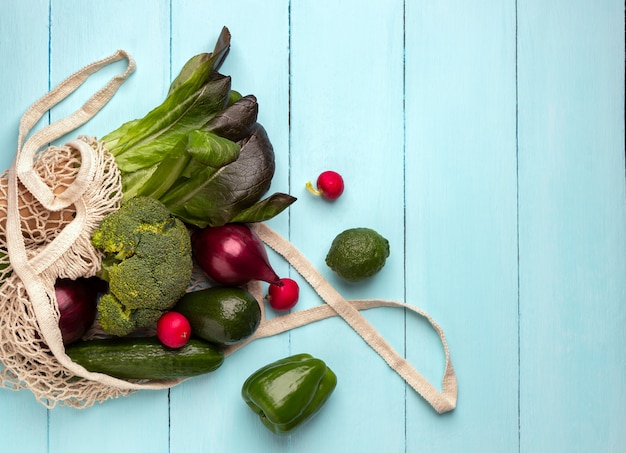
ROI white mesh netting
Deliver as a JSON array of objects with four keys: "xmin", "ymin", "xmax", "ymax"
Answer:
[{"xmin": 0, "ymin": 137, "xmax": 134, "ymax": 408}]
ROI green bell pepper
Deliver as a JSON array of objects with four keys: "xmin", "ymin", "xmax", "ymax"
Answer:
[{"xmin": 241, "ymin": 353, "xmax": 337, "ymax": 434}]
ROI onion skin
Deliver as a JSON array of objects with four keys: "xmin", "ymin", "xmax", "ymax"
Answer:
[
  {"xmin": 192, "ymin": 223, "xmax": 281, "ymax": 287},
  {"xmin": 55, "ymin": 278, "xmax": 99, "ymax": 345}
]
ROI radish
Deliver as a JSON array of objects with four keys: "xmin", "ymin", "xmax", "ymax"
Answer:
[
  {"xmin": 157, "ymin": 312, "xmax": 191, "ymax": 349},
  {"xmin": 266, "ymin": 278, "xmax": 300, "ymax": 311},
  {"xmin": 306, "ymin": 171, "xmax": 344, "ymax": 200}
]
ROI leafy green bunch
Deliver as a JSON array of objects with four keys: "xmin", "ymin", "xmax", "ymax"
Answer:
[{"xmin": 102, "ymin": 27, "xmax": 295, "ymax": 228}]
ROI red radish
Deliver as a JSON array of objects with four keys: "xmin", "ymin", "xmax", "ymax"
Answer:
[
  {"xmin": 192, "ymin": 223, "xmax": 282, "ymax": 287},
  {"xmin": 306, "ymin": 170, "xmax": 344, "ymax": 200},
  {"xmin": 55, "ymin": 278, "xmax": 99, "ymax": 346},
  {"xmin": 157, "ymin": 312, "xmax": 191, "ymax": 348},
  {"xmin": 266, "ymin": 278, "xmax": 300, "ymax": 311}
]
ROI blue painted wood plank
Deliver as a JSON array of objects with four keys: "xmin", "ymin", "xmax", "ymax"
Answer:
[
  {"xmin": 517, "ymin": 1, "xmax": 626, "ymax": 452},
  {"xmin": 405, "ymin": 1, "xmax": 519, "ymax": 451},
  {"xmin": 167, "ymin": 3, "xmax": 293, "ymax": 453},
  {"xmin": 0, "ymin": 2, "xmax": 50, "ymax": 451},
  {"xmin": 49, "ymin": 392, "xmax": 169, "ymax": 453},
  {"xmin": 0, "ymin": 2, "xmax": 623, "ymax": 453},
  {"xmin": 25, "ymin": 1, "xmax": 171, "ymax": 452},
  {"xmin": 47, "ymin": 0, "xmax": 171, "ymax": 142},
  {"xmin": 288, "ymin": 1, "xmax": 407, "ymax": 452},
  {"xmin": 0, "ymin": 0, "xmax": 50, "ymax": 167}
]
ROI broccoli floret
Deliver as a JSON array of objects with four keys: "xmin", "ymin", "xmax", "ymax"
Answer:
[
  {"xmin": 96, "ymin": 294, "xmax": 163, "ymax": 337},
  {"xmin": 92, "ymin": 196, "xmax": 193, "ymax": 336}
]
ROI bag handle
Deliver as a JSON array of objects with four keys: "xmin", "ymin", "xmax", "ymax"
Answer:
[
  {"xmin": 226, "ymin": 223, "xmax": 458, "ymax": 414},
  {"xmin": 5, "ymin": 51, "xmax": 135, "ymax": 384},
  {"xmin": 7, "ymin": 50, "xmax": 135, "ymax": 277},
  {"xmin": 14, "ymin": 50, "xmax": 135, "ymax": 211}
]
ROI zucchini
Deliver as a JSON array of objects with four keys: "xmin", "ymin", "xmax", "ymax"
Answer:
[{"xmin": 66, "ymin": 337, "xmax": 224, "ymax": 380}]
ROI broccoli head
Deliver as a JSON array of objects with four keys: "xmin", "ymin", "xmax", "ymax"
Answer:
[{"xmin": 92, "ymin": 196, "xmax": 193, "ymax": 336}]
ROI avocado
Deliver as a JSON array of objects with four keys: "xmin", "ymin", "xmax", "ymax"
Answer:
[{"xmin": 174, "ymin": 287, "xmax": 262, "ymax": 346}]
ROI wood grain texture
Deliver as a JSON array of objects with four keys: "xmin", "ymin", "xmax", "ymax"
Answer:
[
  {"xmin": 0, "ymin": 1, "xmax": 623, "ymax": 452},
  {"xmin": 517, "ymin": 1, "xmax": 626, "ymax": 451},
  {"xmin": 168, "ymin": 3, "xmax": 292, "ymax": 452},
  {"xmin": 405, "ymin": 1, "xmax": 519, "ymax": 451},
  {"xmin": 0, "ymin": 2, "xmax": 50, "ymax": 451},
  {"xmin": 45, "ymin": 1, "xmax": 172, "ymax": 451},
  {"xmin": 288, "ymin": 1, "xmax": 407, "ymax": 451}
]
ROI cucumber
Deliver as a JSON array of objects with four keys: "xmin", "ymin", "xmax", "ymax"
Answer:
[
  {"xmin": 174, "ymin": 287, "xmax": 261, "ymax": 346},
  {"xmin": 66, "ymin": 337, "xmax": 224, "ymax": 380}
]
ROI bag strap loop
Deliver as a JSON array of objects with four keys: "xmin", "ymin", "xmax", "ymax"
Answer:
[
  {"xmin": 14, "ymin": 50, "xmax": 135, "ymax": 211},
  {"xmin": 5, "ymin": 51, "xmax": 135, "ymax": 379},
  {"xmin": 227, "ymin": 223, "xmax": 458, "ymax": 414}
]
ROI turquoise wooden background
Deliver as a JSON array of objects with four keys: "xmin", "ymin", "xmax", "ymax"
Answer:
[{"xmin": 0, "ymin": 1, "xmax": 624, "ymax": 452}]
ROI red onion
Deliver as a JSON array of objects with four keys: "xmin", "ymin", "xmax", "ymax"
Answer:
[
  {"xmin": 192, "ymin": 223, "xmax": 282, "ymax": 287},
  {"xmin": 55, "ymin": 277, "xmax": 100, "ymax": 345}
]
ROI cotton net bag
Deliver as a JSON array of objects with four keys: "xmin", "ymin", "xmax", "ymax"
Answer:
[
  {"xmin": 0, "ymin": 51, "xmax": 186, "ymax": 408},
  {"xmin": 0, "ymin": 51, "xmax": 458, "ymax": 412}
]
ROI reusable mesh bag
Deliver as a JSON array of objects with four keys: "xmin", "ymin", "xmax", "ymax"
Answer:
[
  {"xmin": 0, "ymin": 51, "xmax": 182, "ymax": 408},
  {"xmin": 0, "ymin": 51, "xmax": 458, "ymax": 413}
]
